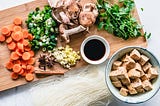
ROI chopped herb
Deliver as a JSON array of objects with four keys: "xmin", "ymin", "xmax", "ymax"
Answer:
[
  {"xmin": 141, "ymin": 8, "xmax": 144, "ymax": 11},
  {"xmin": 96, "ymin": 0, "xmax": 143, "ymax": 40},
  {"xmin": 144, "ymin": 32, "xmax": 151, "ymax": 40}
]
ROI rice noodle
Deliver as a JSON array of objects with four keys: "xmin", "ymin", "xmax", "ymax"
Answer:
[{"xmin": 30, "ymin": 65, "xmax": 112, "ymax": 106}]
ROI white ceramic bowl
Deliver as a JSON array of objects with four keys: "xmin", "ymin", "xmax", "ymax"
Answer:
[
  {"xmin": 80, "ymin": 35, "xmax": 110, "ymax": 65},
  {"xmin": 105, "ymin": 46, "xmax": 160, "ymax": 104}
]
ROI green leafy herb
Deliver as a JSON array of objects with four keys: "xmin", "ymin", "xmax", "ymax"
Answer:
[
  {"xmin": 141, "ymin": 8, "xmax": 144, "ymax": 11},
  {"xmin": 144, "ymin": 32, "xmax": 151, "ymax": 39},
  {"xmin": 26, "ymin": 5, "xmax": 58, "ymax": 51},
  {"xmin": 96, "ymin": 0, "xmax": 143, "ymax": 40}
]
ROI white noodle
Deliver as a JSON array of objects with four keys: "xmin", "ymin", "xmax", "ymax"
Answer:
[{"xmin": 29, "ymin": 65, "xmax": 112, "ymax": 106}]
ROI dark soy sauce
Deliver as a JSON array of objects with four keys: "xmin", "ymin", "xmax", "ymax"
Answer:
[{"xmin": 84, "ymin": 39, "xmax": 106, "ymax": 61}]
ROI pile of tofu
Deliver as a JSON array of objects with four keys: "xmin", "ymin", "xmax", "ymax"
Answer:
[{"xmin": 109, "ymin": 49, "xmax": 159, "ymax": 96}]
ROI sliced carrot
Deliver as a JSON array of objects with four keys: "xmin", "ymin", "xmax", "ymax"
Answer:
[
  {"xmin": 24, "ymin": 45, "xmax": 31, "ymax": 51},
  {"xmin": 13, "ymin": 17, "xmax": 22, "ymax": 26},
  {"xmin": 19, "ymin": 69, "xmax": 25, "ymax": 75},
  {"xmin": 1, "ymin": 26, "xmax": 10, "ymax": 35},
  {"xmin": 8, "ymin": 24, "xmax": 15, "ymax": 32},
  {"xmin": 27, "ymin": 58, "xmax": 35, "ymax": 65},
  {"xmin": 10, "ymin": 52, "xmax": 19, "ymax": 60},
  {"xmin": 29, "ymin": 66, "xmax": 34, "ymax": 73},
  {"xmin": 29, "ymin": 50, "xmax": 35, "ymax": 57},
  {"xmin": 22, "ymin": 29, "xmax": 28, "ymax": 38},
  {"xmin": 13, "ymin": 26, "xmax": 22, "ymax": 32},
  {"xmin": 21, "ymin": 60, "xmax": 28, "ymax": 65},
  {"xmin": 11, "ymin": 31, "xmax": 23, "ymax": 42},
  {"xmin": 22, "ymin": 52, "xmax": 30, "ymax": 60},
  {"xmin": 13, "ymin": 60, "xmax": 21, "ymax": 64},
  {"xmin": 17, "ymin": 42, "xmax": 24, "ymax": 52},
  {"xmin": 0, "ymin": 35, "xmax": 5, "ymax": 42},
  {"xmin": 21, "ymin": 71, "xmax": 27, "ymax": 77},
  {"xmin": 13, "ymin": 64, "xmax": 21, "ymax": 73},
  {"xmin": 5, "ymin": 31, "xmax": 11, "ymax": 37},
  {"xmin": 5, "ymin": 61, "xmax": 14, "ymax": 70},
  {"xmin": 28, "ymin": 33, "xmax": 34, "ymax": 41},
  {"xmin": 11, "ymin": 72, "xmax": 19, "ymax": 80},
  {"xmin": 22, "ymin": 65, "xmax": 26, "ymax": 69},
  {"xmin": 15, "ymin": 49, "xmax": 23, "ymax": 56},
  {"xmin": 7, "ymin": 42, "xmax": 16, "ymax": 50},
  {"xmin": 6, "ymin": 37, "xmax": 12, "ymax": 43},
  {"xmin": 23, "ymin": 39, "xmax": 29, "ymax": 46},
  {"xmin": 26, "ymin": 64, "xmax": 32, "ymax": 70},
  {"xmin": 25, "ymin": 73, "xmax": 34, "ymax": 81}
]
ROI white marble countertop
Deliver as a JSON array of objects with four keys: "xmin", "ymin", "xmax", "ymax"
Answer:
[{"xmin": 0, "ymin": 0, "xmax": 160, "ymax": 106}]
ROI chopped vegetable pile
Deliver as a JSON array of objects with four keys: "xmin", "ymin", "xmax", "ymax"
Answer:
[
  {"xmin": 26, "ymin": 5, "xmax": 58, "ymax": 51},
  {"xmin": 50, "ymin": 45, "xmax": 80, "ymax": 69},
  {"xmin": 0, "ymin": 17, "xmax": 35, "ymax": 82},
  {"xmin": 96, "ymin": 0, "xmax": 142, "ymax": 40}
]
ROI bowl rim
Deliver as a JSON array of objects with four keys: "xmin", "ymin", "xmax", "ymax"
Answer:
[
  {"xmin": 80, "ymin": 35, "xmax": 110, "ymax": 65},
  {"xmin": 105, "ymin": 46, "xmax": 160, "ymax": 104}
]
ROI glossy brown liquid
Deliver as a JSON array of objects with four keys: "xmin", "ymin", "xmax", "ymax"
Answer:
[{"xmin": 84, "ymin": 39, "xmax": 106, "ymax": 61}]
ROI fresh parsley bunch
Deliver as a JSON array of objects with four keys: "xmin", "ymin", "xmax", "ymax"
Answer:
[{"xmin": 96, "ymin": 0, "xmax": 142, "ymax": 40}]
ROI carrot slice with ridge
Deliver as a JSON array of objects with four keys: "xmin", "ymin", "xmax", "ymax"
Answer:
[
  {"xmin": 5, "ymin": 31, "xmax": 12, "ymax": 37},
  {"xmin": 13, "ymin": 26, "xmax": 22, "ymax": 32},
  {"xmin": 17, "ymin": 42, "xmax": 24, "ymax": 52},
  {"xmin": 22, "ymin": 52, "xmax": 30, "ymax": 60},
  {"xmin": 11, "ymin": 31, "xmax": 23, "ymax": 41},
  {"xmin": 11, "ymin": 72, "xmax": 19, "ymax": 80},
  {"xmin": 27, "ymin": 58, "xmax": 35, "ymax": 65},
  {"xmin": 0, "ymin": 35, "xmax": 5, "ymax": 42},
  {"xmin": 13, "ymin": 64, "xmax": 21, "ymax": 73},
  {"xmin": 13, "ymin": 17, "xmax": 22, "ymax": 25},
  {"xmin": 6, "ymin": 37, "xmax": 12, "ymax": 43},
  {"xmin": 15, "ymin": 49, "xmax": 23, "ymax": 56},
  {"xmin": 23, "ymin": 39, "xmax": 29, "ymax": 46},
  {"xmin": 22, "ymin": 29, "xmax": 28, "ymax": 38},
  {"xmin": 25, "ymin": 73, "xmax": 34, "ymax": 81},
  {"xmin": 28, "ymin": 34, "xmax": 34, "ymax": 40},
  {"xmin": 5, "ymin": 61, "xmax": 14, "ymax": 70},
  {"xmin": 7, "ymin": 42, "xmax": 16, "ymax": 50},
  {"xmin": 10, "ymin": 52, "xmax": 19, "ymax": 60},
  {"xmin": 19, "ymin": 69, "xmax": 25, "ymax": 75},
  {"xmin": 24, "ymin": 45, "xmax": 31, "ymax": 51},
  {"xmin": 1, "ymin": 26, "xmax": 10, "ymax": 35}
]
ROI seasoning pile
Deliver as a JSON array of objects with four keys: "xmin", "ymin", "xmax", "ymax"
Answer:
[{"xmin": 109, "ymin": 49, "xmax": 158, "ymax": 96}]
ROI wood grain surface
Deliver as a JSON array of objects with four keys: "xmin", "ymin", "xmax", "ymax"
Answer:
[{"xmin": 0, "ymin": 0, "xmax": 147, "ymax": 91}]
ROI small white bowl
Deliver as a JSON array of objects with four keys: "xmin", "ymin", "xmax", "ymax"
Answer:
[
  {"xmin": 80, "ymin": 35, "xmax": 110, "ymax": 65},
  {"xmin": 105, "ymin": 46, "xmax": 160, "ymax": 104}
]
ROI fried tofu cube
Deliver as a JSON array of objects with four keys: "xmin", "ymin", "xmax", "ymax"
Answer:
[
  {"xmin": 121, "ymin": 74, "xmax": 131, "ymax": 85},
  {"xmin": 112, "ymin": 61, "xmax": 122, "ymax": 70},
  {"xmin": 120, "ymin": 87, "xmax": 128, "ymax": 96},
  {"xmin": 112, "ymin": 80, "xmax": 122, "ymax": 88},
  {"xmin": 143, "ymin": 62, "xmax": 152, "ymax": 72},
  {"xmin": 109, "ymin": 71, "xmax": 119, "ymax": 81},
  {"xmin": 122, "ymin": 54, "xmax": 135, "ymax": 63},
  {"xmin": 128, "ymin": 69, "xmax": 141, "ymax": 79},
  {"xmin": 148, "ymin": 67, "xmax": 158, "ymax": 79},
  {"xmin": 130, "ymin": 49, "xmax": 141, "ymax": 60},
  {"xmin": 142, "ymin": 80, "xmax": 153, "ymax": 91},
  {"xmin": 131, "ymin": 78, "xmax": 144, "ymax": 93},
  {"xmin": 134, "ymin": 63, "xmax": 142, "ymax": 72},
  {"xmin": 125, "ymin": 61, "xmax": 136, "ymax": 70},
  {"xmin": 127, "ymin": 84, "xmax": 138, "ymax": 95},
  {"xmin": 141, "ymin": 74, "xmax": 149, "ymax": 81},
  {"xmin": 137, "ymin": 88, "xmax": 145, "ymax": 93},
  {"xmin": 117, "ymin": 67, "xmax": 127, "ymax": 79},
  {"xmin": 138, "ymin": 55, "xmax": 149, "ymax": 66}
]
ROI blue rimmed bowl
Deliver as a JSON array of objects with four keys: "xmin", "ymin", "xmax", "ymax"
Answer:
[{"xmin": 105, "ymin": 46, "xmax": 160, "ymax": 104}]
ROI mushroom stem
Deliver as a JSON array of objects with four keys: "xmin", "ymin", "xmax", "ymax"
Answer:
[{"xmin": 61, "ymin": 25, "xmax": 86, "ymax": 43}]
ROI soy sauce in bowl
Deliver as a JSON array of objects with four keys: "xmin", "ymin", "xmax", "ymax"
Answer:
[{"xmin": 84, "ymin": 39, "xmax": 106, "ymax": 61}]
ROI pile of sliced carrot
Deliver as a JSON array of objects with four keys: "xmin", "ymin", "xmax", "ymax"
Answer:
[{"xmin": 0, "ymin": 17, "xmax": 35, "ymax": 82}]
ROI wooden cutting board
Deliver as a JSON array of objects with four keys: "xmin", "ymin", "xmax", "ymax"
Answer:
[{"xmin": 0, "ymin": 0, "xmax": 147, "ymax": 92}]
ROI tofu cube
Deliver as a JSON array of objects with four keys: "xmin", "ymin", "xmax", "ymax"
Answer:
[
  {"xmin": 112, "ymin": 80, "xmax": 122, "ymax": 88},
  {"xmin": 130, "ymin": 49, "xmax": 141, "ymax": 60},
  {"xmin": 138, "ymin": 55, "xmax": 149, "ymax": 66},
  {"xmin": 143, "ymin": 62, "xmax": 152, "ymax": 72},
  {"xmin": 141, "ymin": 74, "xmax": 149, "ymax": 81},
  {"xmin": 128, "ymin": 69, "xmax": 141, "ymax": 79},
  {"xmin": 131, "ymin": 78, "xmax": 143, "ymax": 92},
  {"xmin": 109, "ymin": 71, "xmax": 119, "ymax": 81},
  {"xmin": 121, "ymin": 74, "xmax": 131, "ymax": 85},
  {"xmin": 148, "ymin": 67, "xmax": 158, "ymax": 79},
  {"xmin": 120, "ymin": 87, "xmax": 128, "ymax": 96},
  {"xmin": 117, "ymin": 67, "xmax": 128, "ymax": 79},
  {"xmin": 112, "ymin": 61, "xmax": 122, "ymax": 70},
  {"xmin": 142, "ymin": 80, "xmax": 153, "ymax": 91},
  {"xmin": 125, "ymin": 61, "xmax": 136, "ymax": 70},
  {"xmin": 137, "ymin": 88, "xmax": 145, "ymax": 93},
  {"xmin": 127, "ymin": 84, "xmax": 138, "ymax": 95},
  {"xmin": 134, "ymin": 63, "xmax": 142, "ymax": 72},
  {"xmin": 122, "ymin": 54, "xmax": 135, "ymax": 63}
]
